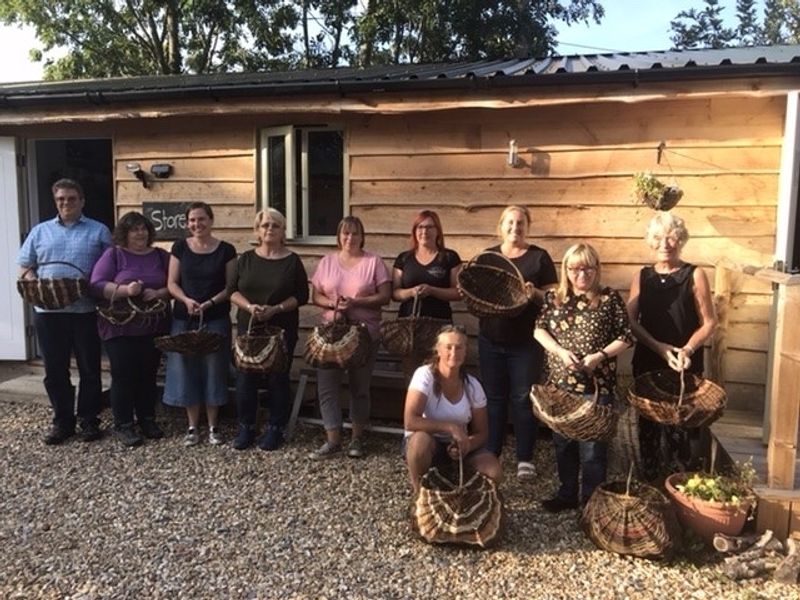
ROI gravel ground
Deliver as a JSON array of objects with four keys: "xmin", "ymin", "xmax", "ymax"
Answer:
[{"xmin": 0, "ymin": 392, "xmax": 798, "ymax": 600}]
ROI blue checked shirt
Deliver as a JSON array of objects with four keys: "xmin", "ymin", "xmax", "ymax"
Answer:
[{"xmin": 18, "ymin": 214, "xmax": 112, "ymax": 313}]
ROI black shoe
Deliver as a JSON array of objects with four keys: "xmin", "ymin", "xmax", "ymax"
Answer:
[
  {"xmin": 139, "ymin": 419, "xmax": 164, "ymax": 439},
  {"xmin": 258, "ymin": 426, "xmax": 284, "ymax": 451},
  {"xmin": 79, "ymin": 421, "xmax": 103, "ymax": 442},
  {"xmin": 542, "ymin": 496, "xmax": 579, "ymax": 513},
  {"xmin": 232, "ymin": 425, "xmax": 255, "ymax": 450},
  {"xmin": 44, "ymin": 426, "xmax": 74, "ymax": 446},
  {"xmin": 115, "ymin": 426, "xmax": 143, "ymax": 447}
]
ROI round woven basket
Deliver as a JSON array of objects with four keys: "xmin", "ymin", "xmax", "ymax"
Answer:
[
  {"xmin": 457, "ymin": 252, "xmax": 529, "ymax": 318},
  {"xmin": 154, "ymin": 312, "xmax": 224, "ymax": 355},
  {"xmin": 17, "ymin": 261, "xmax": 88, "ymax": 310},
  {"xmin": 530, "ymin": 381, "xmax": 616, "ymax": 442},
  {"xmin": 380, "ymin": 295, "xmax": 449, "ymax": 357},
  {"xmin": 98, "ymin": 286, "xmax": 167, "ymax": 326},
  {"xmin": 304, "ymin": 310, "xmax": 371, "ymax": 369},
  {"xmin": 628, "ymin": 369, "xmax": 726, "ymax": 428},
  {"xmin": 639, "ymin": 186, "xmax": 683, "ymax": 211},
  {"xmin": 233, "ymin": 320, "xmax": 288, "ymax": 373}
]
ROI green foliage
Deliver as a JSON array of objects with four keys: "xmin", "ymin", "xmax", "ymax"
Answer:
[
  {"xmin": 670, "ymin": 0, "xmax": 735, "ymax": 49},
  {"xmin": 674, "ymin": 459, "xmax": 757, "ymax": 506}
]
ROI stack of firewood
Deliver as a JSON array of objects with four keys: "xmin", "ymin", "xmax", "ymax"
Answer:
[{"xmin": 714, "ymin": 530, "xmax": 800, "ymax": 583}]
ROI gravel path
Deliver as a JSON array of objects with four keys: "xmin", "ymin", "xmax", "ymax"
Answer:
[{"xmin": 0, "ymin": 396, "xmax": 797, "ymax": 600}]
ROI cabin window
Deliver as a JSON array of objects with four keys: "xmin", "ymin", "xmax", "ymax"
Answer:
[{"xmin": 259, "ymin": 126, "xmax": 346, "ymax": 242}]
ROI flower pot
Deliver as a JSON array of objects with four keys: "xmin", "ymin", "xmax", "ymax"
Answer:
[{"xmin": 664, "ymin": 473, "xmax": 752, "ymax": 545}]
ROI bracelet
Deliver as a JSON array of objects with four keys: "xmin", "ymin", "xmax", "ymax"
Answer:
[
  {"xmin": 599, "ymin": 349, "xmax": 609, "ymax": 361},
  {"xmin": 209, "ymin": 297, "xmax": 216, "ymax": 306}
]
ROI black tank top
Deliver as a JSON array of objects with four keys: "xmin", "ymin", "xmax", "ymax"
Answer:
[{"xmin": 631, "ymin": 263, "xmax": 703, "ymax": 376}]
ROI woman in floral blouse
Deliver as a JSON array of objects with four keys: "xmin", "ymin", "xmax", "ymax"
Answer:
[{"xmin": 534, "ymin": 243, "xmax": 633, "ymax": 512}]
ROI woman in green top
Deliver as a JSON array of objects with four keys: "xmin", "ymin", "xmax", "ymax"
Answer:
[{"xmin": 229, "ymin": 209, "xmax": 309, "ymax": 450}]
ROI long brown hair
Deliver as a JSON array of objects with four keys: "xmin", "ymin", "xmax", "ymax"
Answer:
[{"xmin": 410, "ymin": 210, "xmax": 445, "ymax": 251}]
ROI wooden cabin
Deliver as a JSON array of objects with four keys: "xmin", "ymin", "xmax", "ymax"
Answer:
[{"xmin": 1, "ymin": 45, "xmax": 798, "ymax": 535}]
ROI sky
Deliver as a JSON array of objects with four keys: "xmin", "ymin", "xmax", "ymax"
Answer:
[{"xmin": 0, "ymin": 0, "xmax": 765, "ymax": 84}]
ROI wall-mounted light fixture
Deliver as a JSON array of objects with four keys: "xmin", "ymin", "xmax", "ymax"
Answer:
[
  {"xmin": 507, "ymin": 139, "xmax": 520, "ymax": 168},
  {"xmin": 126, "ymin": 162, "xmax": 149, "ymax": 189},
  {"xmin": 150, "ymin": 163, "xmax": 173, "ymax": 179}
]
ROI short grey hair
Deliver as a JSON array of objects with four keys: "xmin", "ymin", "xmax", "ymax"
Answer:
[{"xmin": 645, "ymin": 212, "xmax": 689, "ymax": 248}]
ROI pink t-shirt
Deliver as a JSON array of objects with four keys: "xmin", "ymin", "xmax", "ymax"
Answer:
[{"xmin": 311, "ymin": 251, "xmax": 391, "ymax": 339}]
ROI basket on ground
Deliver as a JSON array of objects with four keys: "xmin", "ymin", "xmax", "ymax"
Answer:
[
  {"xmin": 581, "ymin": 473, "xmax": 681, "ymax": 559},
  {"xmin": 154, "ymin": 312, "xmax": 224, "ymax": 355},
  {"xmin": 628, "ymin": 369, "xmax": 726, "ymax": 428},
  {"xmin": 234, "ymin": 320, "xmax": 288, "ymax": 373},
  {"xmin": 457, "ymin": 251, "xmax": 529, "ymax": 318},
  {"xmin": 531, "ymin": 381, "xmax": 616, "ymax": 442},
  {"xmin": 380, "ymin": 295, "xmax": 448, "ymax": 357},
  {"xmin": 17, "ymin": 261, "xmax": 89, "ymax": 310},
  {"xmin": 304, "ymin": 310, "xmax": 371, "ymax": 369},
  {"xmin": 412, "ymin": 457, "xmax": 503, "ymax": 548}
]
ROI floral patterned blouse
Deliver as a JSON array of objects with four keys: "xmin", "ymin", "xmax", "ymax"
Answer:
[{"xmin": 535, "ymin": 287, "xmax": 634, "ymax": 396}]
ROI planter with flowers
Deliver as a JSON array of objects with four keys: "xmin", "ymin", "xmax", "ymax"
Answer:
[{"xmin": 633, "ymin": 172, "xmax": 683, "ymax": 211}]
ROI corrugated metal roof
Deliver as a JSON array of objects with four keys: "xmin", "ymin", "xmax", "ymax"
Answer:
[{"xmin": 1, "ymin": 45, "xmax": 799, "ymax": 107}]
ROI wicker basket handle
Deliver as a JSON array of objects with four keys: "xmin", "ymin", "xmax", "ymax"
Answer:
[
  {"xmin": 20, "ymin": 260, "xmax": 87, "ymax": 279},
  {"xmin": 411, "ymin": 292, "xmax": 421, "ymax": 318},
  {"xmin": 677, "ymin": 368, "xmax": 686, "ymax": 408},
  {"xmin": 466, "ymin": 251, "xmax": 525, "ymax": 285}
]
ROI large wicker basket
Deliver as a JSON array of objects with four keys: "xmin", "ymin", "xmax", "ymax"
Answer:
[
  {"xmin": 380, "ymin": 295, "xmax": 449, "ymax": 357},
  {"xmin": 531, "ymin": 380, "xmax": 617, "ymax": 442},
  {"xmin": 154, "ymin": 312, "xmax": 224, "ymax": 355},
  {"xmin": 457, "ymin": 252, "xmax": 529, "ymax": 318},
  {"xmin": 628, "ymin": 369, "xmax": 726, "ymax": 428},
  {"xmin": 17, "ymin": 261, "xmax": 88, "ymax": 310},
  {"xmin": 581, "ymin": 472, "xmax": 681, "ymax": 559},
  {"xmin": 304, "ymin": 311, "xmax": 371, "ymax": 369},
  {"xmin": 233, "ymin": 319, "xmax": 288, "ymax": 373}
]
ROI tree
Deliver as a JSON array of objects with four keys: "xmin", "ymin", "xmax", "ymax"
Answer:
[{"xmin": 670, "ymin": 0, "xmax": 735, "ymax": 49}]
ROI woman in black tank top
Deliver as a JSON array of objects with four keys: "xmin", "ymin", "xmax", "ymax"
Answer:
[{"xmin": 627, "ymin": 213, "xmax": 717, "ymax": 481}]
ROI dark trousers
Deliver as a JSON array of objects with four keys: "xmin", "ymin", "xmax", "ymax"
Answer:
[
  {"xmin": 104, "ymin": 335, "xmax": 161, "ymax": 428},
  {"xmin": 34, "ymin": 311, "xmax": 102, "ymax": 431},
  {"xmin": 639, "ymin": 417, "xmax": 704, "ymax": 481},
  {"xmin": 478, "ymin": 335, "xmax": 544, "ymax": 462},
  {"xmin": 235, "ymin": 331, "xmax": 297, "ymax": 430}
]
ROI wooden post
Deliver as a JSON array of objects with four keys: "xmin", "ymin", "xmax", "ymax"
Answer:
[{"xmin": 710, "ymin": 262, "xmax": 732, "ymax": 385}]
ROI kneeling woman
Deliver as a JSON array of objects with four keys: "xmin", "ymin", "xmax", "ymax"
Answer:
[
  {"xmin": 533, "ymin": 243, "xmax": 633, "ymax": 512},
  {"xmin": 404, "ymin": 325, "xmax": 502, "ymax": 494}
]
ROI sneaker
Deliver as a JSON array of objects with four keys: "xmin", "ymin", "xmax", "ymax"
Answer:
[
  {"xmin": 232, "ymin": 425, "xmax": 255, "ymax": 450},
  {"xmin": 44, "ymin": 425, "xmax": 74, "ymax": 446},
  {"xmin": 308, "ymin": 441, "xmax": 342, "ymax": 460},
  {"xmin": 258, "ymin": 426, "xmax": 284, "ymax": 451},
  {"xmin": 541, "ymin": 496, "xmax": 579, "ymax": 513},
  {"xmin": 115, "ymin": 425, "xmax": 143, "ymax": 448},
  {"xmin": 208, "ymin": 427, "xmax": 224, "ymax": 446},
  {"xmin": 79, "ymin": 421, "xmax": 103, "ymax": 443},
  {"xmin": 183, "ymin": 427, "xmax": 200, "ymax": 447},
  {"xmin": 139, "ymin": 419, "xmax": 164, "ymax": 439},
  {"xmin": 517, "ymin": 461, "xmax": 537, "ymax": 482},
  {"xmin": 347, "ymin": 437, "xmax": 366, "ymax": 459}
]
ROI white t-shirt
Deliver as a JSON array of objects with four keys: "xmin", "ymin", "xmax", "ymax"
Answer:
[{"xmin": 405, "ymin": 365, "xmax": 487, "ymax": 440}]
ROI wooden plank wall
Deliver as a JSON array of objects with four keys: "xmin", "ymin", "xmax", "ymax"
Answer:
[{"xmin": 110, "ymin": 95, "xmax": 784, "ymax": 413}]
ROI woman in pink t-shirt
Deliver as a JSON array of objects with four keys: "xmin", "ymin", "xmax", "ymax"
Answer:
[{"xmin": 309, "ymin": 216, "xmax": 391, "ymax": 459}]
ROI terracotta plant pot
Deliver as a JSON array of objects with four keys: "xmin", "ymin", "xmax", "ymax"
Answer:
[{"xmin": 664, "ymin": 473, "xmax": 753, "ymax": 545}]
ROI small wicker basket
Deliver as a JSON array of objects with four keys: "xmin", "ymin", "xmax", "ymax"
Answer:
[
  {"xmin": 628, "ymin": 369, "xmax": 726, "ymax": 428},
  {"xmin": 531, "ymin": 379, "xmax": 617, "ymax": 442},
  {"xmin": 17, "ymin": 261, "xmax": 88, "ymax": 310},
  {"xmin": 380, "ymin": 295, "xmax": 449, "ymax": 357},
  {"xmin": 233, "ymin": 319, "xmax": 288, "ymax": 373},
  {"xmin": 154, "ymin": 312, "xmax": 224, "ymax": 355},
  {"xmin": 457, "ymin": 252, "xmax": 529, "ymax": 318},
  {"xmin": 98, "ymin": 285, "xmax": 167, "ymax": 326},
  {"xmin": 304, "ymin": 308, "xmax": 371, "ymax": 369}
]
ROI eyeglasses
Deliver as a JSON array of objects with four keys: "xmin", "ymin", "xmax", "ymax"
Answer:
[
  {"xmin": 567, "ymin": 266, "xmax": 597, "ymax": 275},
  {"xmin": 416, "ymin": 224, "xmax": 437, "ymax": 230},
  {"xmin": 259, "ymin": 222, "xmax": 282, "ymax": 229}
]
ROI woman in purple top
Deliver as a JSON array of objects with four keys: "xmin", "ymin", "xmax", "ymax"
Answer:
[{"xmin": 90, "ymin": 212, "xmax": 171, "ymax": 447}]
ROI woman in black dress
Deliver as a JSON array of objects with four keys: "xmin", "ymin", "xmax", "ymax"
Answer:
[{"xmin": 627, "ymin": 212, "xmax": 717, "ymax": 480}]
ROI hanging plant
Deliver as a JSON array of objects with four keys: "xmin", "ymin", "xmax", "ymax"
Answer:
[{"xmin": 633, "ymin": 172, "xmax": 684, "ymax": 211}]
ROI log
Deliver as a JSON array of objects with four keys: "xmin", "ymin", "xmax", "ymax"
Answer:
[
  {"xmin": 774, "ymin": 538, "xmax": 800, "ymax": 584},
  {"xmin": 713, "ymin": 532, "xmax": 762, "ymax": 553},
  {"xmin": 722, "ymin": 557, "xmax": 782, "ymax": 580}
]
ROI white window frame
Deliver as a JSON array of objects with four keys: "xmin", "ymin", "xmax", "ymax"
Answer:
[{"xmin": 259, "ymin": 125, "xmax": 348, "ymax": 243}]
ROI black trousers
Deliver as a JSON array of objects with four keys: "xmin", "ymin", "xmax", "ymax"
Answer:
[{"xmin": 104, "ymin": 335, "xmax": 161, "ymax": 428}]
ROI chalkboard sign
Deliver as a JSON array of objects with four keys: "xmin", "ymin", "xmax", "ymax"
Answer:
[{"xmin": 142, "ymin": 202, "xmax": 192, "ymax": 240}]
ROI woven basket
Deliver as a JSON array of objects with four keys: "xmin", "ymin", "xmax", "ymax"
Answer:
[
  {"xmin": 154, "ymin": 312, "xmax": 224, "ymax": 355},
  {"xmin": 628, "ymin": 369, "xmax": 726, "ymax": 428},
  {"xmin": 457, "ymin": 252, "xmax": 529, "ymax": 318},
  {"xmin": 639, "ymin": 187, "xmax": 683, "ymax": 212},
  {"xmin": 304, "ymin": 309, "xmax": 371, "ymax": 369},
  {"xmin": 17, "ymin": 261, "xmax": 88, "ymax": 310},
  {"xmin": 581, "ymin": 470, "xmax": 681, "ymax": 559},
  {"xmin": 233, "ymin": 319, "xmax": 288, "ymax": 373},
  {"xmin": 380, "ymin": 295, "xmax": 449, "ymax": 357},
  {"xmin": 98, "ymin": 285, "xmax": 167, "ymax": 326},
  {"xmin": 531, "ymin": 379, "xmax": 617, "ymax": 442},
  {"xmin": 412, "ymin": 455, "xmax": 503, "ymax": 548}
]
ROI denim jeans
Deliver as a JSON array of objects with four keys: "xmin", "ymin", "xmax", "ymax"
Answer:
[
  {"xmin": 34, "ymin": 311, "xmax": 102, "ymax": 430},
  {"xmin": 478, "ymin": 334, "xmax": 544, "ymax": 462},
  {"xmin": 235, "ymin": 329, "xmax": 297, "ymax": 429},
  {"xmin": 552, "ymin": 394, "xmax": 612, "ymax": 503},
  {"xmin": 104, "ymin": 335, "xmax": 161, "ymax": 428}
]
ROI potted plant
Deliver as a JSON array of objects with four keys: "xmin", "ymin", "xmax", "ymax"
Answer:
[
  {"xmin": 664, "ymin": 459, "xmax": 757, "ymax": 545},
  {"xmin": 633, "ymin": 172, "xmax": 683, "ymax": 211}
]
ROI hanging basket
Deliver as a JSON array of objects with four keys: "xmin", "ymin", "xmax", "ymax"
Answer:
[
  {"xmin": 633, "ymin": 172, "xmax": 683, "ymax": 211},
  {"xmin": 304, "ymin": 307, "xmax": 371, "ymax": 369},
  {"xmin": 16, "ymin": 261, "xmax": 89, "ymax": 310},
  {"xmin": 457, "ymin": 251, "xmax": 529, "ymax": 318},
  {"xmin": 233, "ymin": 318, "xmax": 288, "ymax": 373},
  {"xmin": 380, "ymin": 294, "xmax": 449, "ymax": 357},
  {"xmin": 628, "ymin": 369, "xmax": 726, "ymax": 428},
  {"xmin": 581, "ymin": 470, "xmax": 681, "ymax": 559},
  {"xmin": 154, "ymin": 312, "xmax": 224, "ymax": 355},
  {"xmin": 530, "ymin": 379, "xmax": 617, "ymax": 442},
  {"xmin": 412, "ymin": 454, "xmax": 503, "ymax": 548}
]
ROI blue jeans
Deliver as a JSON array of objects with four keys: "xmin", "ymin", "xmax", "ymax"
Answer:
[
  {"xmin": 104, "ymin": 335, "xmax": 161, "ymax": 428},
  {"xmin": 552, "ymin": 394, "xmax": 612, "ymax": 503},
  {"xmin": 34, "ymin": 312, "xmax": 102, "ymax": 431},
  {"xmin": 235, "ymin": 329, "xmax": 297, "ymax": 429},
  {"xmin": 478, "ymin": 335, "xmax": 544, "ymax": 462}
]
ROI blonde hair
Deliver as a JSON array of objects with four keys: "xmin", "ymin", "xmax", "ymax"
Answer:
[
  {"xmin": 496, "ymin": 205, "xmax": 531, "ymax": 238},
  {"xmin": 556, "ymin": 243, "xmax": 603, "ymax": 307},
  {"xmin": 425, "ymin": 324, "xmax": 472, "ymax": 406},
  {"xmin": 253, "ymin": 208, "xmax": 287, "ymax": 245},
  {"xmin": 645, "ymin": 212, "xmax": 689, "ymax": 248}
]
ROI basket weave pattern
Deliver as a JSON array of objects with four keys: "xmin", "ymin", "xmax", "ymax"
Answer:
[
  {"xmin": 628, "ymin": 370, "xmax": 726, "ymax": 428},
  {"xmin": 380, "ymin": 296, "xmax": 448, "ymax": 357},
  {"xmin": 531, "ymin": 383, "xmax": 616, "ymax": 442},
  {"xmin": 154, "ymin": 313, "xmax": 224, "ymax": 355},
  {"xmin": 457, "ymin": 252, "xmax": 528, "ymax": 318},
  {"xmin": 234, "ymin": 322, "xmax": 288, "ymax": 373},
  {"xmin": 304, "ymin": 318, "xmax": 371, "ymax": 369},
  {"xmin": 17, "ymin": 261, "xmax": 88, "ymax": 310}
]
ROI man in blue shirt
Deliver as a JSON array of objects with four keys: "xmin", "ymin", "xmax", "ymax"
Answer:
[{"xmin": 18, "ymin": 178, "xmax": 112, "ymax": 445}]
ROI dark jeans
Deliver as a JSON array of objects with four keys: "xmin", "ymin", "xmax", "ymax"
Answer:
[
  {"xmin": 34, "ymin": 311, "xmax": 102, "ymax": 431},
  {"xmin": 552, "ymin": 394, "xmax": 612, "ymax": 503},
  {"xmin": 478, "ymin": 334, "xmax": 544, "ymax": 462},
  {"xmin": 104, "ymin": 335, "xmax": 161, "ymax": 428},
  {"xmin": 235, "ymin": 330, "xmax": 297, "ymax": 430},
  {"xmin": 639, "ymin": 417, "xmax": 704, "ymax": 481}
]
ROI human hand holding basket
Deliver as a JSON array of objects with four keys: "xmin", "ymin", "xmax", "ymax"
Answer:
[
  {"xmin": 457, "ymin": 251, "xmax": 529, "ymax": 318},
  {"xmin": 98, "ymin": 283, "xmax": 167, "ymax": 326},
  {"xmin": 304, "ymin": 304, "xmax": 371, "ymax": 369},
  {"xmin": 17, "ymin": 261, "xmax": 89, "ymax": 310},
  {"xmin": 154, "ymin": 311, "xmax": 224, "ymax": 355},
  {"xmin": 233, "ymin": 316, "xmax": 288, "ymax": 373}
]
